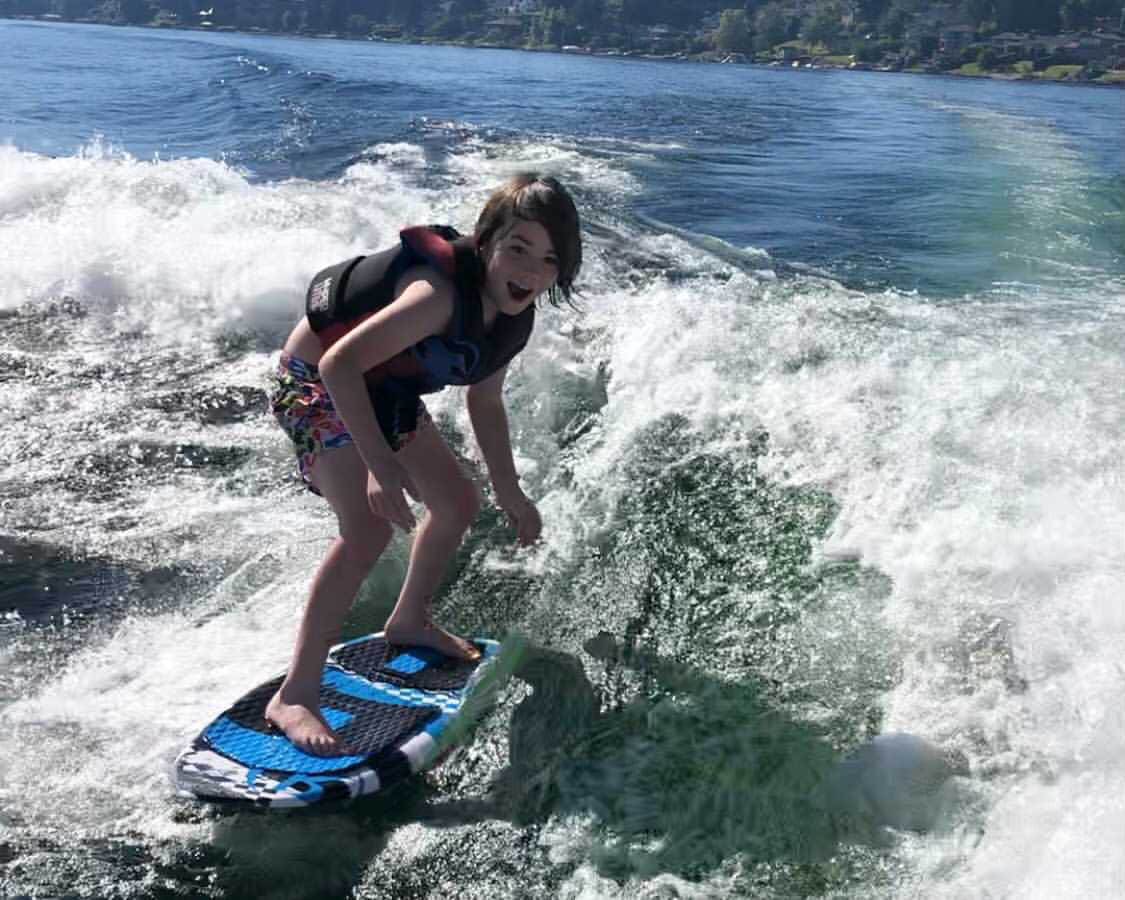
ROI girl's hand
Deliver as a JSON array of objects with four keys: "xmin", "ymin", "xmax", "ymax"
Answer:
[
  {"xmin": 497, "ymin": 490, "xmax": 542, "ymax": 546},
  {"xmin": 367, "ymin": 462, "xmax": 418, "ymax": 532}
]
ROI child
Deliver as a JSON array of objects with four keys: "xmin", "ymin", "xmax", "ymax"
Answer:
[{"xmin": 266, "ymin": 174, "xmax": 582, "ymax": 755}]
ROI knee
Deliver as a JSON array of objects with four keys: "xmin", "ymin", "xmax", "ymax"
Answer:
[
  {"xmin": 339, "ymin": 516, "xmax": 392, "ymax": 570},
  {"xmin": 429, "ymin": 477, "xmax": 480, "ymax": 533}
]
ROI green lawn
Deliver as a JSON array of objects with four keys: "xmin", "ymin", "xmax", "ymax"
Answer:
[
  {"xmin": 955, "ymin": 62, "xmax": 1110, "ymax": 82},
  {"xmin": 1042, "ymin": 64, "xmax": 1083, "ymax": 79}
]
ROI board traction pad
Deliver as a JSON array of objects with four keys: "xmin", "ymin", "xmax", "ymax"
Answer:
[{"xmin": 173, "ymin": 633, "xmax": 498, "ymax": 808}]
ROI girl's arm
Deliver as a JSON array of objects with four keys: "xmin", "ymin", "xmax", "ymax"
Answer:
[
  {"xmin": 466, "ymin": 366, "xmax": 542, "ymax": 546},
  {"xmin": 319, "ymin": 269, "xmax": 454, "ymax": 527}
]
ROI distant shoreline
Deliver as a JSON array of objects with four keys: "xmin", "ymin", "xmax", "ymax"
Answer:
[{"xmin": 8, "ymin": 14, "xmax": 1125, "ymax": 90}]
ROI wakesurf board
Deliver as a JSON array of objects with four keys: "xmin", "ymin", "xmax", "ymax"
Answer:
[{"xmin": 173, "ymin": 632, "xmax": 500, "ymax": 808}]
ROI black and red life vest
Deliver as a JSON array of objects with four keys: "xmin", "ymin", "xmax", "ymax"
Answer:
[{"xmin": 304, "ymin": 226, "xmax": 534, "ymax": 396}]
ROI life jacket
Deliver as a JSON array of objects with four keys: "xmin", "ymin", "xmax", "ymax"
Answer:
[{"xmin": 304, "ymin": 225, "xmax": 534, "ymax": 397}]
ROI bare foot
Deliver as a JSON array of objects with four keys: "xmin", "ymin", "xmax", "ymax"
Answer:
[
  {"xmin": 384, "ymin": 619, "xmax": 481, "ymax": 662},
  {"xmin": 264, "ymin": 689, "xmax": 349, "ymax": 757}
]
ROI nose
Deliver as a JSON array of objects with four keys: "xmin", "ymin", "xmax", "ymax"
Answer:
[{"xmin": 514, "ymin": 258, "xmax": 543, "ymax": 292}]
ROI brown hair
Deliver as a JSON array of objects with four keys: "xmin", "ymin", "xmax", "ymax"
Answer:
[{"xmin": 474, "ymin": 173, "xmax": 582, "ymax": 307}]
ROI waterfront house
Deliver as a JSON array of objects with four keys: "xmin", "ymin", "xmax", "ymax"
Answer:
[
  {"xmin": 485, "ymin": 15, "xmax": 524, "ymax": 39},
  {"xmin": 1043, "ymin": 31, "xmax": 1123, "ymax": 63},
  {"xmin": 904, "ymin": 25, "xmax": 938, "ymax": 56},
  {"xmin": 647, "ymin": 24, "xmax": 689, "ymax": 52},
  {"xmin": 990, "ymin": 32, "xmax": 1038, "ymax": 56}
]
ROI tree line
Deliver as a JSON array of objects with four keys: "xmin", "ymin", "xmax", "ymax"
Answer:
[
  {"xmin": 716, "ymin": 1, "xmax": 1125, "ymax": 55},
  {"xmin": 5, "ymin": 0, "xmax": 1124, "ymax": 46}
]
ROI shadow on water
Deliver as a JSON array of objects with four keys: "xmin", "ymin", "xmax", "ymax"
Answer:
[
  {"xmin": 0, "ymin": 535, "xmax": 204, "ymax": 721},
  {"xmin": 0, "ymin": 534, "xmax": 190, "ymax": 633},
  {"xmin": 421, "ymin": 637, "xmax": 967, "ymax": 880},
  {"xmin": 542, "ymin": 413, "xmax": 901, "ymax": 750},
  {"xmin": 431, "ymin": 640, "xmax": 847, "ymax": 863},
  {"xmin": 350, "ymin": 634, "xmax": 961, "ymax": 900}
]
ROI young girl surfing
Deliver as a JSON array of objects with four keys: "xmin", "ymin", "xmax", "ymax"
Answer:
[{"xmin": 266, "ymin": 174, "xmax": 582, "ymax": 755}]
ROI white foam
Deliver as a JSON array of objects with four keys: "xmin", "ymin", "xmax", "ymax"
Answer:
[
  {"xmin": 357, "ymin": 141, "xmax": 427, "ymax": 169},
  {"xmin": 447, "ymin": 134, "xmax": 640, "ymax": 202},
  {"xmin": 0, "ymin": 142, "xmax": 453, "ymax": 342}
]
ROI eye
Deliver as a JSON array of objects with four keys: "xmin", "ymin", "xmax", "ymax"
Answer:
[{"xmin": 544, "ymin": 256, "xmax": 559, "ymax": 269}]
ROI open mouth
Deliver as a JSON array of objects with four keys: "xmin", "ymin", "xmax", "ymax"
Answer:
[{"xmin": 507, "ymin": 281, "xmax": 533, "ymax": 303}]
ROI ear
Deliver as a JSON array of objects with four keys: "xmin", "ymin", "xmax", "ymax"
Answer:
[
  {"xmin": 477, "ymin": 223, "xmax": 502, "ymax": 261},
  {"xmin": 477, "ymin": 234, "xmax": 496, "ymax": 267}
]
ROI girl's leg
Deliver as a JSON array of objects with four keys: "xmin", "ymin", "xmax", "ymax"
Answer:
[
  {"xmin": 384, "ymin": 424, "xmax": 482, "ymax": 661},
  {"xmin": 265, "ymin": 445, "xmax": 392, "ymax": 755}
]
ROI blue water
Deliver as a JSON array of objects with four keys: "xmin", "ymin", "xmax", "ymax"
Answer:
[{"xmin": 1, "ymin": 19, "xmax": 1123, "ymax": 900}]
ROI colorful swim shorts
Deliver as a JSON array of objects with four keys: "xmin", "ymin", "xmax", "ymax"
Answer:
[{"xmin": 269, "ymin": 352, "xmax": 431, "ymax": 494}]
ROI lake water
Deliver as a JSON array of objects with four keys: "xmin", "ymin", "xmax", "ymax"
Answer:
[{"xmin": 1, "ymin": 19, "xmax": 1123, "ymax": 900}]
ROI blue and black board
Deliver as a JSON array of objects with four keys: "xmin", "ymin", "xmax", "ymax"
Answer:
[{"xmin": 174, "ymin": 633, "xmax": 500, "ymax": 808}]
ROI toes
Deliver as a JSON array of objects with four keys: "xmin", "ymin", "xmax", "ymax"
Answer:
[
  {"xmin": 298, "ymin": 734, "xmax": 337, "ymax": 757},
  {"xmin": 454, "ymin": 637, "xmax": 482, "ymax": 661},
  {"xmin": 451, "ymin": 640, "xmax": 481, "ymax": 662},
  {"xmin": 385, "ymin": 624, "xmax": 481, "ymax": 662},
  {"xmin": 265, "ymin": 704, "xmax": 348, "ymax": 756}
]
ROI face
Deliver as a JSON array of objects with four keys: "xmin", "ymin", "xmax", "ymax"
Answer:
[{"xmin": 482, "ymin": 218, "xmax": 559, "ymax": 317}]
